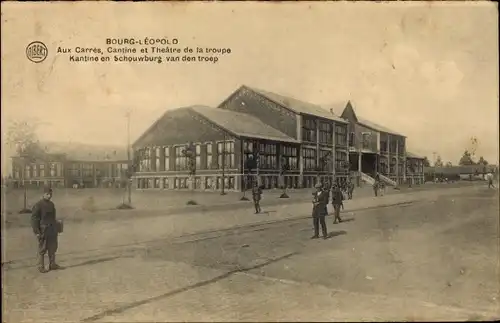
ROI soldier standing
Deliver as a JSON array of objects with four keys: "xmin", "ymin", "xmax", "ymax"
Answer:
[
  {"xmin": 31, "ymin": 187, "xmax": 63, "ymax": 273},
  {"xmin": 252, "ymin": 180, "xmax": 263, "ymax": 214},
  {"xmin": 347, "ymin": 180, "xmax": 354, "ymax": 200},
  {"xmin": 331, "ymin": 184, "xmax": 344, "ymax": 224},
  {"xmin": 311, "ymin": 183, "xmax": 329, "ymax": 239}
]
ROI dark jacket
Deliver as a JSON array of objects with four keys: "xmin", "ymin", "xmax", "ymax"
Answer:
[
  {"xmin": 31, "ymin": 198, "xmax": 57, "ymax": 235},
  {"xmin": 312, "ymin": 190, "xmax": 329, "ymax": 217},
  {"xmin": 331, "ymin": 188, "xmax": 344, "ymax": 206},
  {"xmin": 252, "ymin": 186, "xmax": 263, "ymax": 201}
]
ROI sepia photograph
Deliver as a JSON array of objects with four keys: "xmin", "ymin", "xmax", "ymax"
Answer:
[{"xmin": 1, "ymin": 1, "xmax": 499, "ymax": 322}]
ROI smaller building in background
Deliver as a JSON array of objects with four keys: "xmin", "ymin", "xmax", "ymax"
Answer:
[{"xmin": 10, "ymin": 142, "xmax": 128, "ymax": 189}]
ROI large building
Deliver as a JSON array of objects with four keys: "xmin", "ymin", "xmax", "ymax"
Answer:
[
  {"xmin": 9, "ymin": 142, "xmax": 128, "ymax": 188},
  {"xmin": 131, "ymin": 85, "xmax": 425, "ymax": 191},
  {"xmin": 335, "ymin": 101, "xmax": 425, "ymax": 186}
]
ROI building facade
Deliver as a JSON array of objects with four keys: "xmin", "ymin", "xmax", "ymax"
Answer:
[
  {"xmin": 131, "ymin": 86, "xmax": 350, "ymax": 192},
  {"xmin": 337, "ymin": 101, "xmax": 425, "ymax": 186},
  {"xmin": 10, "ymin": 144, "xmax": 128, "ymax": 189},
  {"xmin": 131, "ymin": 85, "xmax": 425, "ymax": 192}
]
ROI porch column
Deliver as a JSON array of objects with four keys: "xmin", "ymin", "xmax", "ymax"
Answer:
[
  {"xmin": 298, "ymin": 146, "xmax": 304, "ymax": 188},
  {"xmin": 357, "ymin": 150, "xmax": 362, "ymax": 187},
  {"xmin": 358, "ymin": 150, "xmax": 362, "ymax": 173}
]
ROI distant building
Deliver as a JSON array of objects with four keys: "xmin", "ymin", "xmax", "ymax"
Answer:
[
  {"xmin": 10, "ymin": 142, "xmax": 128, "ymax": 188},
  {"xmin": 424, "ymin": 164, "xmax": 498, "ymax": 181}
]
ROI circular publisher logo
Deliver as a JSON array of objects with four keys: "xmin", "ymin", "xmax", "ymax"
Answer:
[{"xmin": 26, "ymin": 41, "xmax": 48, "ymax": 63}]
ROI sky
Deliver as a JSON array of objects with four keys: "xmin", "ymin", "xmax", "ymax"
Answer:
[{"xmin": 2, "ymin": 1, "xmax": 498, "ymax": 173}]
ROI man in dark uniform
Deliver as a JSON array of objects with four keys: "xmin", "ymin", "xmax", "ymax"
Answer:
[
  {"xmin": 331, "ymin": 184, "xmax": 344, "ymax": 224},
  {"xmin": 252, "ymin": 180, "xmax": 263, "ymax": 214},
  {"xmin": 347, "ymin": 179, "xmax": 354, "ymax": 200},
  {"xmin": 31, "ymin": 187, "xmax": 62, "ymax": 273},
  {"xmin": 311, "ymin": 183, "xmax": 329, "ymax": 239}
]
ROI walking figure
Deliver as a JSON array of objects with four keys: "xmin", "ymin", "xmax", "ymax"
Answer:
[
  {"xmin": 311, "ymin": 183, "xmax": 329, "ymax": 239},
  {"xmin": 331, "ymin": 184, "xmax": 344, "ymax": 224},
  {"xmin": 252, "ymin": 180, "xmax": 263, "ymax": 214},
  {"xmin": 31, "ymin": 187, "xmax": 64, "ymax": 273},
  {"xmin": 347, "ymin": 180, "xmax": 354, "ymax": 200},
  {"xmin": 486, "ymin": 172, "xmax": 495, "ymax": 189},
  {"xmin": 379, "ymin": 181, "xmax": 386, "ymax": 196}
]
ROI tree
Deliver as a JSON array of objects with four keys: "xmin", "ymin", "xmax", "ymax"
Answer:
[
  {"xmin": 445, "ymin": 161, "xmax": 453, "ymax": 167},
  {"xmin": 422, "ymin": 157, "xmax": 431, "ymax": 167},
  {"xmin": 459, "ymin": 150, "xmax": 476, "ymax": 166},
  {"xmin": 5, "ymin": 119, "xmax": 47, "ymax": 213},
  {"xmin": 477, "ymin": 156, "xmax": 488, "ymax": 179},
  {"xmin": 477, "ymin": 156, "xmax": 488, "ymax": 166},
  {"xmin": 434, "ymin": 155, "xmax": 444, "ymax": 167}
]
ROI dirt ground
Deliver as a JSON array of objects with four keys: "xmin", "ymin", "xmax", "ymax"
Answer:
[{"xmin": 2, "ymin": 184, "xmax": 498, "ymax": 322}]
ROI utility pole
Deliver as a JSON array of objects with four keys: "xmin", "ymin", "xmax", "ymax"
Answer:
[
  {"xmin": 125, "ymin": 109, "xmax": 132, "ymax": 205},
  {"xmin": 432, "ymin": 151, "xmax": 437, "ymax": 183}
]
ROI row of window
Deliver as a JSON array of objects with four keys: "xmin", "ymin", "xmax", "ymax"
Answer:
[
  {"xmin": 67, "ymin": 163, "xmax": 128, "ymax": 178},
  {"xmin": 137, "ymin": 141, "xmax": 236, "ymax": 172},
  {"xmin": 303, "ymin": 149, "xmax": 348, "ymax": 171},
  {"xmin": 380, "ymin": 141, "xmax": 405, "ymax": 153},
  {"xmin": 13, "ymin": 163, "xmax": 62, "ymax": 179},
  {"xmin": 136, "ymin": 175, "xmax": 351, "ymax": 191},
  {"xmin": 302, "ymin": 119, "xmax": 348, "ymax": 146},
  {"xmin": 137, "ymin": 176, "xmax": 237, "ymax": 190}
]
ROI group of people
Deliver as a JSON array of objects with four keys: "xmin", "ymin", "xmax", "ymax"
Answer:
[{"xmin": 311, "ymin": 181, "xmax": 355, "ymax": 240}]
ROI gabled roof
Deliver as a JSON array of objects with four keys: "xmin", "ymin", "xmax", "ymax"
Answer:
[
  {"xmin": 406, "ymin": 151, "xmax": 425, "ymax": 159},
  {"xmin": 245, "ymin": 86, "xmax": 347, "ymax": 123},
  {"xmin": 357, "ymin": 117, "xmax": 405, "ymax": 137},
  {"xmin": 190, "ymin": 106, "xmax": 299, "ymax": 143},
  {"xmin": 43, "ymin": 141, "xmax": 128, "ymax": 161}
]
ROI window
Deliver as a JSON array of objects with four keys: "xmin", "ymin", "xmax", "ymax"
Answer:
[
  {"xmin": 349, "ymin": 132, "xmax": 355, "ymax": 146},
  {"xmin": 335, "ymin": 151, "xmax": 348, "ymax": 171},
  {"xmin": 32, "ymin": 164, "xmax": 38, "ymax": 178},
  {"xmin": 335, "ymin": 125, "xmax": 347, "ymax": 146},
  {"xmin": 206, "ymin": 143, "xmax": 213, "ymax": 169},
  {"xmin": 25, "ymin": 165, "xmax": 31, "ymax": 179},
  {"xmin": 163, "ymin": 177, "xmax": 170, "ymax": 189},
  {"xmin": 164, "ymin": 147, "xmax": 170, "ymax": 171},
  {"xmin": 380, "ymin": 140, "xmax": 388, "ymax": 152},
  {"xmin": 319, "ymin": 150, "xmax": 331, "ymax": 171},
  {"xmin": 175, "ymin": 146, "xmax": 187, "ymax": 171},
  {"xmin": 302, "ymin": 119, "xmax": 317, "ymax": 142},
  {"xmin": 155, "ymin": 147, "xmax": 161, "ymax": 171},
  {"xmin": 217, "ymin": 141, "xmax": 235, "ymax": 169},
  {"xmin": 50, "ymin": 163, "xmax": 57, "ymax": 177},
  {"xmin": 389, "ymin": 141, "xmax": 397, "ymax": 153},
  {"xmin": 39, "ymin": 164, "xmax": 45, "ymax": 178},
  {"xmin": 282, "ymin": 145, "xmax": 298, "ymax": 170},
  {"xmin": 302, "ymin": 148, "xmax": 316, "ymax": 171},
  {"xmin": 205, "ymin": 177, "xmax": 213, "ymax": 189},
  {"xmin": 319, "ymin": 122, "xmax": 333, "ymax": 145},
  {"xmin": 195, "ymin": 144, "xmax": 201, "ymax": 169},
  {"xmin": 83, "ymin": 164, "xmax": 93, "ymax": 177},
  {"xmin": 259, "ymin": 143, "xmax": 277, "ymax": 170},
  {"xmin": 362, "ymin": 133, "xmax": 371, "ymax": 149},
  {"xmin": 390, "ymin": 158, "xmax": 397, "ymax": 174},
  {"xmin": 139, "ymin": 148, "xmax": 152, "ymax": 172}
]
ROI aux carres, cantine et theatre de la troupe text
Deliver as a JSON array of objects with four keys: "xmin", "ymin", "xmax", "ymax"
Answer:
[{"xmin": 55, "ymin": 38, "xmax": 232, "ymax": 64}]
